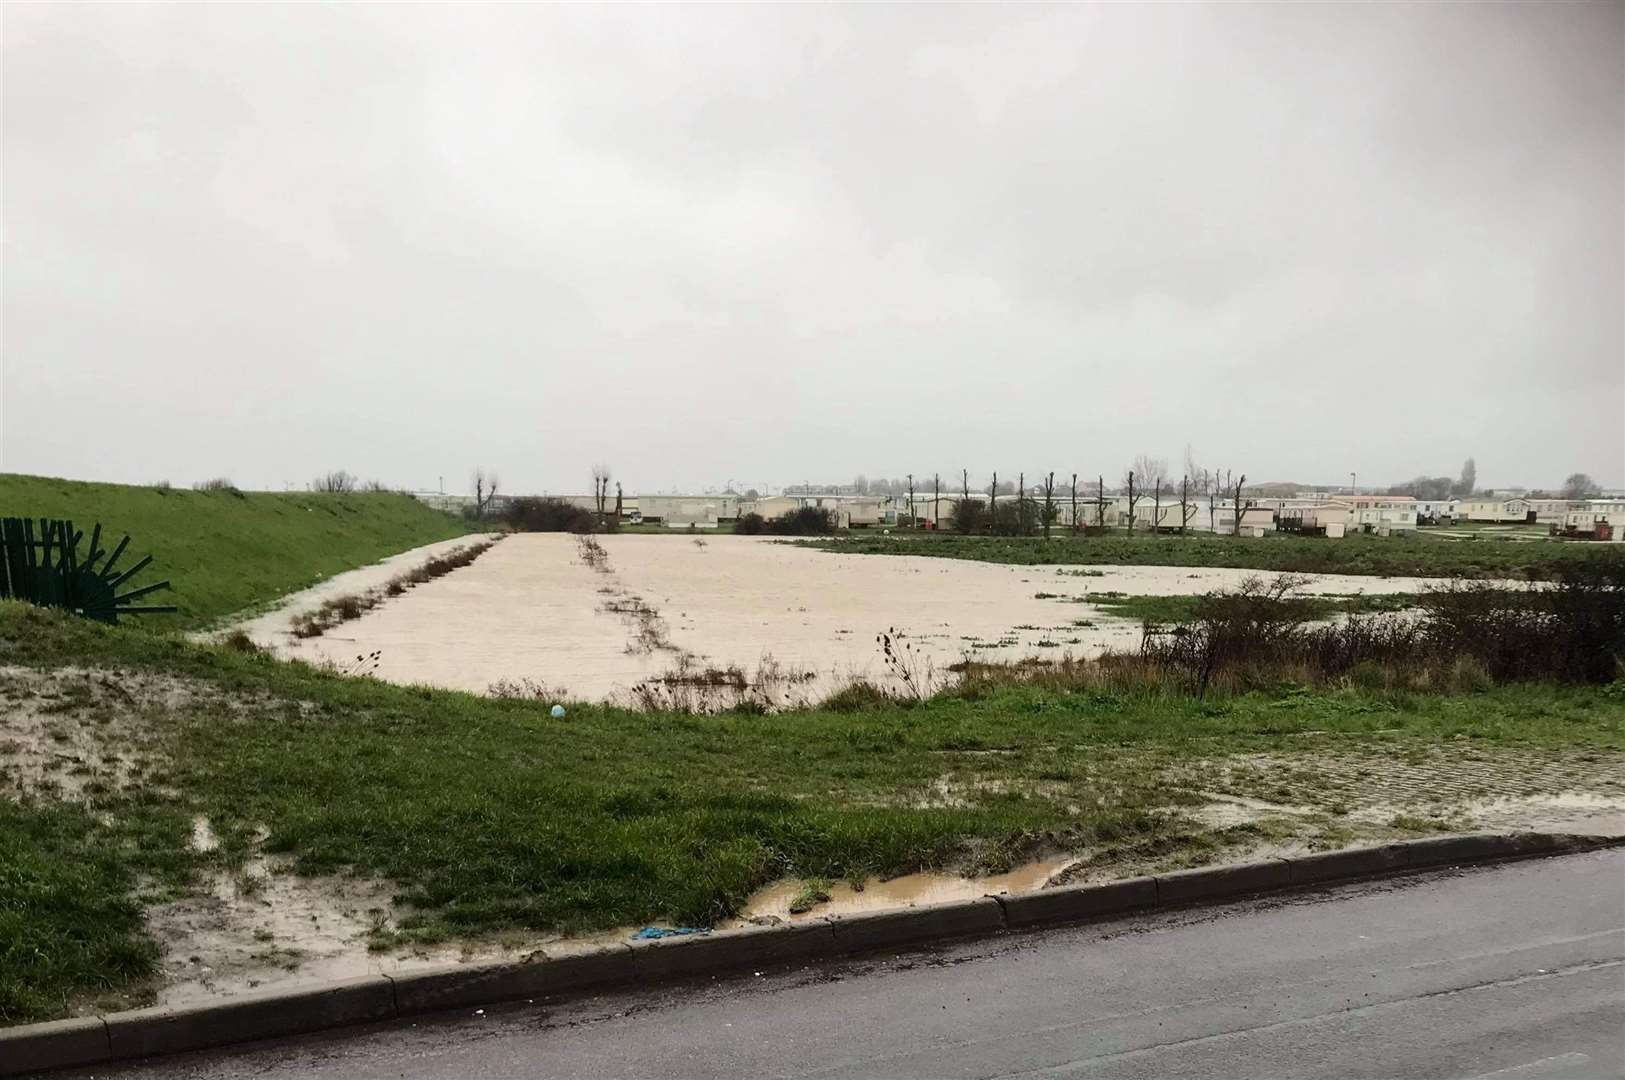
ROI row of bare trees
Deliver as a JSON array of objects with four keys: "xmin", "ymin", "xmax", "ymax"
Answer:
[{"xmin": 897, "ymin": 449, "xmax": 1255, "ymax": 537}]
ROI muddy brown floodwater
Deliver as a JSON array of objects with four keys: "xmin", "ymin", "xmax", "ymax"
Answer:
[{"xmin": 244, "ymin": 534, "xmax": 1465, "ymax": 703}]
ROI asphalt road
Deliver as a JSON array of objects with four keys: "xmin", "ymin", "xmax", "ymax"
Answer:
[{"xmin": 68, "ymin": 850, "xmax": 1625, "ymax": 1080}]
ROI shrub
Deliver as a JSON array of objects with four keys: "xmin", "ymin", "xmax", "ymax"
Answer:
[
  {"xmin": 735, "ymin": 512, "xmax": 766, "ymax": 535},
  {"xmin": 763, "ymin": 506, "xmax": 837, "ymax": 536},
  {"xmin": 951, "ymin": 499, "xmax": 986, "ymax": 533},
  {"xmin": 503, "ymin": 497, "xmax": 599, "ymax": 533},
  {"xmin": 1135, "ymin": 561, "xmax": 1625, "ymax": 694},
  {"xmin": 192, "ymin": 477, "xmax": 239, "ymax": 494}
]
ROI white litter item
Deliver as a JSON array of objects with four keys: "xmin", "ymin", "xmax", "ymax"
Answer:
[{"xmin": 550, "ymin": 704, "xmax": 566, "ymax": 718}]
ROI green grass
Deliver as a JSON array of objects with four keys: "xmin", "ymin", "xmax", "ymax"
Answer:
[
  {"xmin": 4, "ymin": 599, "xmax": 1624, "ymax": 1021},
  {"xmin": 0, "ymin": 474, "xmax": 470, "ymax": 628},
  {"xmin": 0, "ymin": 798, "xmax": 191, "ymax": 1023},
  {"xmin": 1085, "ymin": 592, "xmax": 1419, "ymax": 624},
  {"xmin": 803, "ymin": 530, "xmax": 1621, "ymax": 580}
]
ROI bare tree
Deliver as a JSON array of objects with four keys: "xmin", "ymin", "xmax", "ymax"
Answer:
[
  {"xmin": 1179, "ymin": 475, "xmax": 1196, "ymax": 533},
  {"xmin": 1562, "ymin": 472, "xmax": 1600, "ymax": 499},
  {"xmin": 1231, "ymin": 473, "xmax": 1248, "ymax": 537},
  {"xmin": 1096, "ymin": 475, "xmax": 1105, "ymax": 529},
  {"xmin": 1036, "ymin": 472, "xmax": 1052, "ymax": 538},
  {"xmin": 614, "ymin": 481, "xmax": 623, "ymax": 521},
  {"xmin": 311, "ymin": 470, "xmax": 359, "ymax": 493},
  {"xmin": 906, "ymin": 473, "xmax": 915, "ymax": 524},
  {"xmin": 1069, "ymin": 472, "xmax": 1078, "ymax": 534},
  {"xmin": 1018, "ymin": 471, "xmax": 1026, "ymax": 534},
  {"xmin": 988, "ymin": 471, "xmax": 998, "ymax": 532},
  {"xmin": 933, "ymin": 472, "xmax": 941, "ymax": 529},
  {"xmin": 961, "ymin": 468, "xmax": 970, "ymax": 530},
  {"xmin": 1206, "ymin": 467, "xmax": 1230, "ymax": 533},
  {"xmin": 1123, "ymin": 470, "xmax": 1139, "ymax": 534},
  {"xmin": 471, "ymin": 469, "xmax": 500, "ymax": 519},
  {"xmin": 1153, "ymin": 477, "xmax": 1163, "ymax": 533},
  {"xmin": 591, "ymin": 464, "xmax": 612, "ymax": 524}
]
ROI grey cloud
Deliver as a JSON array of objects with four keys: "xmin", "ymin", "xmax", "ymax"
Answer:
[{"xmin": 3, "ymin": 3, "xmax": 1620, "ymax": 493}]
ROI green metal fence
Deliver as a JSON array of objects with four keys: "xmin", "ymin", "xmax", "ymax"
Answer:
[{"xmin": 0, "ymin": 516, "xmax": 175, "ymax": 623}]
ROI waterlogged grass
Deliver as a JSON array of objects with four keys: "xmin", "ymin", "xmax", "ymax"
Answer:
[
  {"xmin": 0, "ymin": 473, "xmax": 469, "ymax": 628},
  {"xmin": 804, "ymin": 530, "xmax": 1621, "ymax": 580},
  {"xmin": 4, "ymin": 600, "xmax": 1624, "ymax": 1021},
  {"xmin": 1086, "ymin": 592, "xmax": 1419, "ymax": 625}
]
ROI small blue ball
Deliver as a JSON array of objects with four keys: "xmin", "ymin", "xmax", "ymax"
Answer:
[{"xmin": 550, "ymin": 704, "xmax": 566, "ymax": 719}]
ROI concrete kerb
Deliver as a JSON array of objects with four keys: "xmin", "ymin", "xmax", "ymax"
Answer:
[{"xmin": 4, "ymin": 831, "xmax": 1617, "ymax": 1077}]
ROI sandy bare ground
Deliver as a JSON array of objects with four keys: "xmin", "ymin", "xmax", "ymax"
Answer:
[{"xmin": 248, "ymin": 534, "xmax": 1475, "ymax": 702}]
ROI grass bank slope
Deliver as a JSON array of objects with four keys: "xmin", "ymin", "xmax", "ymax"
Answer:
[
  {"xmin": 0, "ymin": 474, "xmax": 468, "ymax": 628},
  {"xmin": 806, "ymin": 530, "xmax": 1620, "ymax": 580}
]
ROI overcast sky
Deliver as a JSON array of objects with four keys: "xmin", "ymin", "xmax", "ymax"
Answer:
[{"xmin": 4, "ymin": 3, "xmax": 1621, "ymax": 495}]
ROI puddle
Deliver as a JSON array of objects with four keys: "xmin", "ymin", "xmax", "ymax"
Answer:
[
  {"xmin": 1189, "ymin": 793, "xmax": 1314, "ymax": 828},
  {"xmin": 1450, "ymin": 793, "xmax": 1625, "ymax": 837},
  {"xmin": 189, "ymin": 817, "xmax": 220, "ymax": 853},
  {"xmin": 728, "ymin": 855, "xmax": 1079, "ymax": 925}
]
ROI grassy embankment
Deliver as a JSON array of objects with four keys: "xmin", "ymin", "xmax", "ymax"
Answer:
[
  {"xmin": 0, "ymin": 474, "xmax": 470, "ymax": 629},
  {"xmin": 5, "ymin": 599, "xmax": 1624, "ymax": 1024},
  {"xmin": 805, "ymin": 529, "xmax": 1614, "ymax": 579}
]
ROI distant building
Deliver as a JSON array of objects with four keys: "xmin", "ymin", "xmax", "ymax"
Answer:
[
  {"xmin": 1560, "ymin": 499, "xmax": 1625, "ymax": 541},
  {"xmin": 1414, "ymin": 499, "xmax": 1457, "ymax": 526},
  {"xmin": 637, "ymin": 495, "xmax": 743, "ymax": 528},
  {"xmin": 1278, "ymin": 503, "xmax": 1350, "ymax": 538},
  {"xmin": 1524, "ymin": 499, "xmax": 1579, "ymax": 526},
  {"xmin": 1212, "ymin": 504, "xmax": 1278, "ymax": 537},
  {"xmin": 1458, "ymin": 498, "xmax": 1533, "ymax": 524},
  {"xmin": 1330, "ymin": 495, "xmax": 1417, "ymax": 535},
  {"xmin": 747, "ymin": 493, "xmax": 896, "ymax": 528}
]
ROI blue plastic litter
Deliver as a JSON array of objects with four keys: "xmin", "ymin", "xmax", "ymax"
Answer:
[{"xmin": 632, "ymin": 926, "xmax": 706, "ymax": 940}]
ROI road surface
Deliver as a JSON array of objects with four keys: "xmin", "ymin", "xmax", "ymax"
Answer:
[{"xmin": 68, "ymin": 849, "xmax": 1625, "ymax": 1079}]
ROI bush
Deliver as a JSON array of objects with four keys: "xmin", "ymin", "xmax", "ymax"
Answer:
[
  {"xmin": 192, "ymin": 477, "xmax": 239, "ymax": 494},
  {"xmin": 735, "ymin": 512, "xmax": 766, "ymax": 536},
  {"xmin": 951, "ymin": 499, "xmax": 986, "ymax": 533},
  {"xmin": 1135, "ymin": 561, "xmax": 1625, "ymax": 694},
  {"xmin": 763, "ymin": 506, "xmax": 837, "ymax": 536},
  {"xmin": 503, "ymin": 497, "xmax": 599, "ymax": 533}
]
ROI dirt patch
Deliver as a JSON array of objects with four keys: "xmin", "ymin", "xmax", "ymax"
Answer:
[
  {"xmin": 0, "ymin": 665, "xmax": 245, "ymax": 799},
  {"xmin": 142, "ymin": 834, "xmax": 573, "ymax": 1007}
]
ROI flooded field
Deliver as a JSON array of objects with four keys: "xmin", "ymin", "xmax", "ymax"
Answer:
[{"xmin": 246, "ymin": 534, "xmax": 1468, "ymax": 703}]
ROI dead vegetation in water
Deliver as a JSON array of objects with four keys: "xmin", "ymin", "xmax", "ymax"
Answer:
[
  {"xmin": 575, "ymin": 534, "xmax": 611, "ymax": 573},
  {"xmin": 624, "ymin": 653, "xmax": 819, "ymax": 714},
  {"xmin": 290, "ymin": 540, "xmax": 498, "ymax": 639},
  {"xmin": 488, "ymin": 677, "xmax": 572, "ymax": 701},
  {"xmin": 598, "ymin": 593, "xmax": 676, "ymax": 654}
]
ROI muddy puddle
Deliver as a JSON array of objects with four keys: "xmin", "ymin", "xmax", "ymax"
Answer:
[
  {"xmin": 238, "ymin": 534, "xmax": 1467, "ymax": 703},
  {"xmin": 728, "ymin": 856, "xmax": 1080, "ymax": 926}
]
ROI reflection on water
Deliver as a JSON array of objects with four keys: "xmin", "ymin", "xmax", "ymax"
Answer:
[{"xmin": 730, "ymin": 855, "xmax": 1078, "ymax": 925}]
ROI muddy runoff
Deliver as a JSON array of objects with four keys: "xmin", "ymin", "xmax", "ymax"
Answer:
[{"xmin": 244, "ymin": 533, "xmax": 1469, "ymax": 705}]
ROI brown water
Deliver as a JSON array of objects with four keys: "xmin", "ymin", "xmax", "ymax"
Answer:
[
  {"xmin": 242, "ymin": 534, "xmax": 1464, "ymax": 702},
  {"xmin": 728, "ymin": 856, "xmax": 1080, "ymax": 925}
]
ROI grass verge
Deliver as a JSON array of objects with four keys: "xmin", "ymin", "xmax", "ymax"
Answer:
[
  {"xmin": 0, "ymin": 474, "xmax": 469, "ymax": 629},
  {"xmin": 3, "ymin": 599, "xmax": 1623, "ymax": 1023}
]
